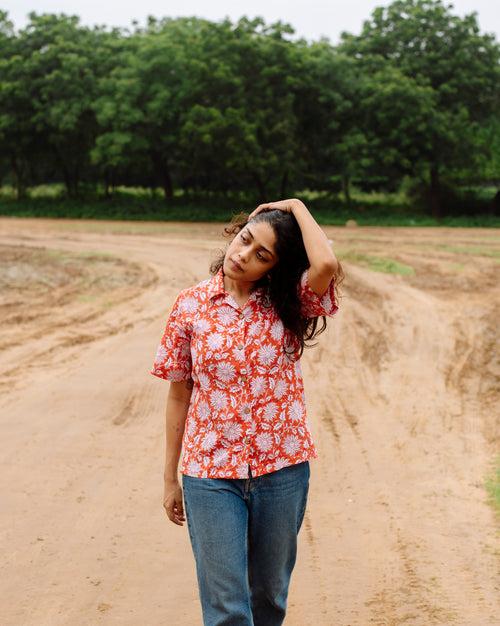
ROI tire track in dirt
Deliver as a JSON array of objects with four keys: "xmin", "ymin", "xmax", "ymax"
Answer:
[
  {"xmin": 112, "ymin": 382, "xmax": 157, "ymax": 427},
  {"xmin": 301, "ymin": 510, "xmax": 330, "ymax": 618}
]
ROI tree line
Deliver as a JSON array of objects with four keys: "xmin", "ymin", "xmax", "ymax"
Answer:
[{"xmin": 0, "ymin": 0, "xmax": 499, "ymax": 218}]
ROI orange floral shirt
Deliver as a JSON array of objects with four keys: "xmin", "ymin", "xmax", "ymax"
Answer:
[{"xmin": 150, "ymin": 266, "xmax": 338, "ymax": 478}]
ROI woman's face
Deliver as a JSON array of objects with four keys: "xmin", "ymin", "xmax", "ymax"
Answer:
[{"xmin": 223, "ymin": 220, "xmax": 279, "ymax": 282}]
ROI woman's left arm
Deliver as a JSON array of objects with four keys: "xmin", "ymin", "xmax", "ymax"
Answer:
[{"xmin": 290, "ymin": 199, "xmax": 338, "ymax": 276}]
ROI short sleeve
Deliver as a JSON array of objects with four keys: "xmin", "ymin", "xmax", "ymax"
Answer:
[
  {"xmin": 298, "ymin": 267, "xmax": 339, "ymax": 318},
  {"xmin": 150, "ymin": 291, "xmax": 193, "ymax": 382}
]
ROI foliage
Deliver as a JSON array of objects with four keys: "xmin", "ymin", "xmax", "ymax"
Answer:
[
  {"xmin": 0, "ymin": 2, "xmax": 499, "ymax": 219},
  {"xmin": 339, "ymin": 0, "xmax": 500, "ymax": 217}
]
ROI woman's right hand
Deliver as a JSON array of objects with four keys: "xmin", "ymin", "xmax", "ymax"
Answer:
[{"xmin": 163, "ymin": 478, "xmax": 186, "ymax": 526}]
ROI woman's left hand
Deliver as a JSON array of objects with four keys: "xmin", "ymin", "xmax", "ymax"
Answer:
[{"xmin": 248, "ymin": 198, "xmax": 303, "ymax": 221}]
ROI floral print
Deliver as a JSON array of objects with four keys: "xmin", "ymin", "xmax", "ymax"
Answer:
[{"xmin": 150, "ymin": 265, "xmax": 338, "ymax": 478}]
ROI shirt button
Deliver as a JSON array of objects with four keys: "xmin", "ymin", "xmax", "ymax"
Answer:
[
  {"xmin": 241, "ymin": 368, "xmax": 247, "ymax": 375},
  {"xmin": 243, "ymin": 406, "xmax": 251, "ymax": 414},
  {"xmin": 243, "ymin": 436, "xmax": 250, "ymax": 444},
  {"xmin": 237, "ymin": 344, "xmax": 244, "ymax": 350}
]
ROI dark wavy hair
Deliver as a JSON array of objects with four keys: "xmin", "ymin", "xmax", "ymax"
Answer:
[{"xmin": 209, "ymin": 208, "xmax": 344, "ymax": 360}]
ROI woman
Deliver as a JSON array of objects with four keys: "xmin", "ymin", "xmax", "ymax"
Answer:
[{"xmin": 151, "ymin": 198, "xmax": 344, "ymax": 626}]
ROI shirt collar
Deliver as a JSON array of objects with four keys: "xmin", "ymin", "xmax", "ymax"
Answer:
[
  {"xmin": 207, "ymin": 266, "xmax": 226, "ymax": 300},
  {"xmin": 206, "ymin": 266, "xmax": 267, "ymax": 302}
]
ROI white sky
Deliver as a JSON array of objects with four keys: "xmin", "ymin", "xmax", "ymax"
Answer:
[{"xmin": 3, "ymin": 1, "xmax": 499, "ymax": 44}]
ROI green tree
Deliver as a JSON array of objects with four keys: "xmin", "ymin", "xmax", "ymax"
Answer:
[
  {"xmin": 166, "ymin": 15, "xmax": 302, "ymax": 200},
  {"xmin": 475, "ymin": 117, "xmax": 500, "ymax": 186},
  {"xmin": 291, "ymin": 42, "xmax": 364, "ymax": 201},
  {"xmin": 23, "ymin": 13, "xmax": 106, "ymax": 196},
  {"xmin": 340, "ymin": 0, "xmax": 500, "ymax": 217},
  {"xmin": 0, "ymin": 11, "xmax": 39, "ymax": 198},
  {"xmin": 357, "ymin": 64, "xmax": 437, "ymax": 186},
  {"xmin": 93, "ymin": 17, "xmax": 209, "ymax": 200}
]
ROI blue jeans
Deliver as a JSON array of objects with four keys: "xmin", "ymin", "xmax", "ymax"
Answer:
[{"xmin": 181, "ymin": 461, "xmax": 310, "ymax": 626}]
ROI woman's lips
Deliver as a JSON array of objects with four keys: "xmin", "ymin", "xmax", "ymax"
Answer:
[{"xmin": 230, "ymin": 258, "xmax": 243, "ymax": 271}]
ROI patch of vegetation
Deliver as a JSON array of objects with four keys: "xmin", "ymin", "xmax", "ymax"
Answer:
[
  {"xmin": 484, "ymin": 455, "xmax": 500, "ymax": 516},
  {"xmin": 1, "ymin": 195, "xmax": 498, "ymax": 227},
  {"xmin": 437, "ymin": 245, "xmax": 500, "ymax": 259},
  {"xmin": 44, "ymin": 249, "xmax": 115, "ymax": 262},
  {"xmin": 337, "ymin": 249, "xmax": 415, "ymax": 275}
]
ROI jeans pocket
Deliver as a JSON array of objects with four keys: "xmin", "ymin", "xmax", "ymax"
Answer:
[
  {"xmin": 296, "ymin": 481, "xmax": 309, "ymax": 533},
  {"xmin": 303, "ymin": 460, "xmax": 310, "ymax": 479},
  {"xmin": 181, "ymin": 478, "xmax": 196, "ymax": 547},
  {"xmin": 297, "ymin": 499, "xmax": 307, "ymax": 533}
]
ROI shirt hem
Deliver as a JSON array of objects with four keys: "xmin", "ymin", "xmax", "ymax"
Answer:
[{"xmin": 180, "ymin": 450, "xmax": 318, "ymax": 479}]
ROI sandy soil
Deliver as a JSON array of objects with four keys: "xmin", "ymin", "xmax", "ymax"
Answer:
[{"xmin": 0, "ymin": 216, "xmax": 498, "ymax": 626}]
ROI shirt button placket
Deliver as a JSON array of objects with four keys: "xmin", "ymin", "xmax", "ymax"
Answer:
[{"xmin": 237, "ymin": 309, "xmax": 251, "ymax": 467}]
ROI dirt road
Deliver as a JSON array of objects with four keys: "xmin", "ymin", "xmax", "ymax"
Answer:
[{"xmin": 0, "ymin": 217, "xmax": 498, "ymax": 625}]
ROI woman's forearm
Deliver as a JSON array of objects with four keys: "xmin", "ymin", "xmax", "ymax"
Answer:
[
  {"xmin": 291, "ymin": 199, "xmax": 338, "ymax": 272},
  {"xmin": 164, "ymin": 381, "xmax": 193, "ymax": 481}
]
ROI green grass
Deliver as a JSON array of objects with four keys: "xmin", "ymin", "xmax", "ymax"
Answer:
[
  {"xmin": 484, "ymin": 455, "xmax": 500, "ymax": 516},
  {"xmin": 436, "ymin": 245, "xmax": 500, "ymax": 259},
  {"xmin": 1, "ymin": 184, "xmax": 499, "ymax": 227},
  {"xmin": 337, "ymin": 249, "xmax": 415, "ymax": 275},
  {"xmin": 45, "ymin": 248, "xmax": 114, "ymax": 258},
  {"xmin": 1, "ymin": 198, "xmax": 498, "ymax": 227},
  {"xmin": 76, "ymin": 294, "xmax": 98, "ymax": 303}
]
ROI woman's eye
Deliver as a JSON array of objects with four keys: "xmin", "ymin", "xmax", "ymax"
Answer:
[{"xmin": 240, "ymin": 233, "xmax": 267, "ymax": 261}]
